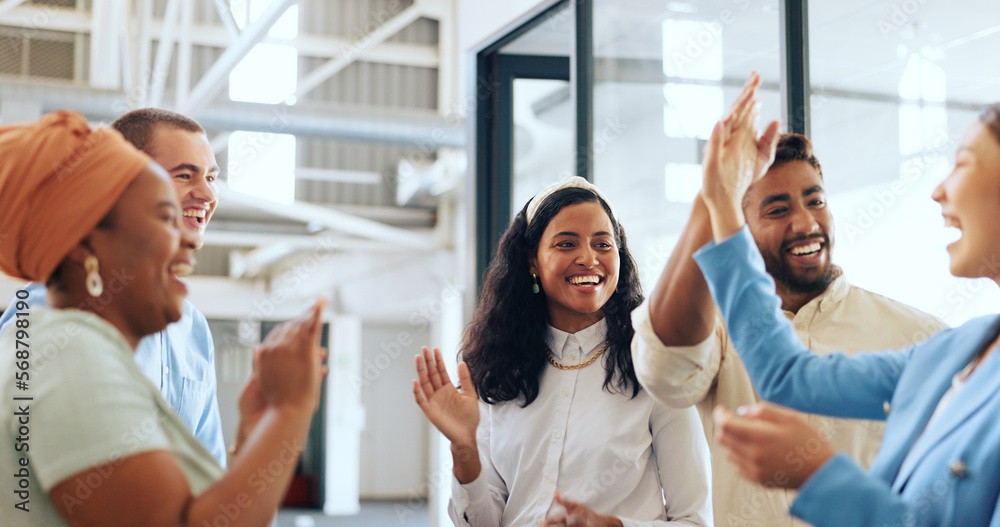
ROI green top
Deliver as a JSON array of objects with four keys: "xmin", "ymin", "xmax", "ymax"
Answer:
[{"xmin": 1, "ymin": 308, "xmax": 224, "ymax": 526}]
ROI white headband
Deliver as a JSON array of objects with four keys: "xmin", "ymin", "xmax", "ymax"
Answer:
[{"xmin": 525, "ymin": 176, "xmax": 617, "ymax": 225}]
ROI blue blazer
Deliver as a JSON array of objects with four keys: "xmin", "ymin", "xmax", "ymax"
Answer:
[{"xmin": 694, "ymin": 227, "xmax": 1000, "ymax": 527}]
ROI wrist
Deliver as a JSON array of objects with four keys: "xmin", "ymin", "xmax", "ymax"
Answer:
[
  {"xmin": 450, "ymin": 440, "xmax": 478, "ymax": 462},
  {"xmin": 704, "ymin": 198, "xmax": 745, "ymax": 243},
  {"xmin": 451, "ymin": 441, "xmax": 481, "ymax": 484},
  {"xmin": 262, "ymin": 404, "xmax": 315, "ymax": 438},
  {"xmin": 798, "ymin": 448, "xmax": 837, "ymax": 489},
  {"xmin": 229, "ymin": 422, "xmax": 251, "ymax": 458}
]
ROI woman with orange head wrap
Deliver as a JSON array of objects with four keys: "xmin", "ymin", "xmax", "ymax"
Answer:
[{"xmin": 0, "ymin": 111, "xmax": 326, "ymax": 527}]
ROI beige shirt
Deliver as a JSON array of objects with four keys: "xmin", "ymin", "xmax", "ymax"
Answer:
[{"xmin": 631, "ymin": 273, "xmax": 946, "ymax": 527}]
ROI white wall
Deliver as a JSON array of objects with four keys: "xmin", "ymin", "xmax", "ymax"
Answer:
[{"xmin": 358, "ymin": 321, "xmax": 431, "ymax": 498}]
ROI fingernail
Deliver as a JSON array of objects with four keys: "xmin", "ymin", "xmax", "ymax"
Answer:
[{"xmin": 736, "ymin": 405, "xmax": 749, "ymax": 416}]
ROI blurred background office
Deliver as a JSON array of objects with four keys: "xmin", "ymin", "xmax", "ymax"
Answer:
[{"xmin": 0, "ymin": 0, "xmax": 997, "ymax": 525}]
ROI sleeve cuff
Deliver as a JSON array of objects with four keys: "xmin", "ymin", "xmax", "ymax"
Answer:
[
  {"xmin": 789, "ymin": 453, "xmax": 858, "ymax": 521},
  {"xmin": 631, "ymin": 300, "xmax": 720, "ymax": 408},
  {"xmin": 693, "ymin": 224, "xmax": 754, "ymax": 265},
  {"xmin": 451, "ymin": 470, "xmax": 492, "ymax": 510}
]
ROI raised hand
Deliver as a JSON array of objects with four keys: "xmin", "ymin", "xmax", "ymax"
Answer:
[
  {"xmin": 255, "ymin": 297, "xmax": 328, "ymax": 412},
  {"xmin": 413, "ymin": 347, "xmax": 480, "ymax": 447},
  {"xmin": 701, "ymin": 72, "xmax": 781, "ymax": 241},
  {"xmin": 713, "ymin": 402, "xmax": 835, "ymax": 489},
  {"xmin": 541, "ymin": 490, "xmax": 623, "ymax": 527},
  {"xmin": 413, "ymin": 347, "xmax": 482, "ymax": 483}
]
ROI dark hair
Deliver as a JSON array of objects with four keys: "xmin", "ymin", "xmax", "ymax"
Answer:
[
  {"xmin": 745, "ymin": 133, "xmax": 824, "ymax": 211},
  {"xmin": 111, "ymin": 108, "xmax": 204, "ymax": 154},
  {"xmin": 981, "ymin": 103, "xmax": 1000, "ymax": 145},
  {"xmin": 461, "ymin": 187, "xmax": 644, "ymax": 406},
  {"xmin": 771, "ymin": 133, "xmax": 823, "ymax": 177}
]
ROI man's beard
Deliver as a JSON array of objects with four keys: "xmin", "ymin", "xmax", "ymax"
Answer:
[{"xmin": 760, "ymin": 233, "xmax": 835, "ymax": 294}]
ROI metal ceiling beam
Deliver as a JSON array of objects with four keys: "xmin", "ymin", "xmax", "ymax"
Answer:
[
  {"xmin": 0, "ymin": 6, "xmax": 438, "ymax": 69},
  {"xmin": 205, "ymin": 230, "xmax": 407, "ymax": 250},
  {"xmin": 0, "ymin": 0, "xmax": 26, "ymax": 18},
  {"xmin": 295, "ymin": 168, "xmax": 382, "ymax": 184},
  {"xmin": 0, "ymin": 81, "xmax": 465, "ymax": 146},
  {"xmin": 89, "ymin": 0, "xmax": 121, "ymax": 89},
  {"xmin": 293, "ymin": 1, "xmax": 427, "ymax": 100},
  {"xmin": 148, "ymin": 0, "xmax": 181, "ymax": 107},
  {"xmin": 192, "ymin": 102, "xmax": 464, "ymax": 146},
  {"xmin": 175, "ymin": 0, "xmax": 194, "ymax": 109},
  {"xmin": 226, "ymin": 234, "xmax": 410, "ymax": 279},
  {"xmin": 181, "ymin": 0, "xmax": 298, "ymax": 117},
  {"xmin": 212, "ymin": 0, "xmax": 241, "ymax": 41},
  {"xmin": 134, "ymin": 0, "xmax": 154, "ymax": 110},
  {"xmin": 119, "ymin": 0, "xmax": 134, "ymax": 96},
  {"xmin": 217, "ymin": 187, "xmax": 434, "ymax": 251}
]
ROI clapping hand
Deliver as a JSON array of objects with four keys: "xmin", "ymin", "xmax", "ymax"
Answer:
[
  {"xmin": 713, "ymin": 402, "xmax": 835, "ymax": 489},
  {"xmin": 255, "ymin": 297, "xmax": 328, "ymax": 412},
  {"xmin": 541, "ymin": 490, "xmax": 623, "ymax": 527}
]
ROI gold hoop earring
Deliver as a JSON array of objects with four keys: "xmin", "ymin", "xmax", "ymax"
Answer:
[
  {"xmin": 84, "ymin": 255, "xmax": 103, "ymax": 298},
  {"xmin": 532, "ymin": 274, "xmax": 540, "ymax": 294}
]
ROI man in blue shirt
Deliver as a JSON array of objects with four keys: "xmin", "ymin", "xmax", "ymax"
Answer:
[{"xmin": 0, "ymin": 108, "xmax": 226, "ymax": 466}]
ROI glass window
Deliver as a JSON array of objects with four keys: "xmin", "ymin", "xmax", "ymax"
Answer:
[
  {"xmin": 502, "ymin": 1, "xmax": 574, "ymax": 215},
  {"xmin": 590, "ymin": 0, "xmax": 782, "ymax": 287},
  {"xmin": 227, "ymin": 131, "xmax": 297, "ymax": 204},
  {"xmin": 512, "ymin": 78, "xmax": 574, "ymax": 212},
  {"xmin": 810, "ymin": 1, "xmax": 1000, "ymax": 325},
  {"xmin": 228, "ymin": 0, "xmax": 300, "ymax": 105},
  {"xmin": 227, "ymin": 0, "xmax": 299, "ymax": 205}
]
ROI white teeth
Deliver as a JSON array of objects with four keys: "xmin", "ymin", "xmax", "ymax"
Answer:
[
  {"xmin": 789, "ymin": 242, "xmax": 822, "ymax": 256},
  {"xmin": 183, "ymin": 210, "xmax": 206, "ymax": 218},
  {"xmin": 170, "ymin": 262, "xmax": 194, "ymax": 277},
  {"xmin": 944, "ymin": 217, "xmax": 960, "ymax": 229},
  {"xmin": 569, "ymin": 276, "xmax": 600, "ymax": 285}
]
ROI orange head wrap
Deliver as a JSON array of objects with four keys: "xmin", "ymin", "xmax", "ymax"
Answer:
[{"xmin": 0, "ymin": 110, "xmax": 152, "ymax": 282}]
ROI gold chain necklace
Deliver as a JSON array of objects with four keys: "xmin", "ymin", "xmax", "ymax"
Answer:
[{"xmin": 547, "ymin": 340, "xmax": 611, "ymax": 370}]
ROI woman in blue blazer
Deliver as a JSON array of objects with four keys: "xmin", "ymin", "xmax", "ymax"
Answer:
[{"xmin": 690, "ymin": 84, "xmax": 1000, "ymax": 526}]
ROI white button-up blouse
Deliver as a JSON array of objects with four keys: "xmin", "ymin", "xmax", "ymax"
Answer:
[{"xmin": 449, "ymin": 319, "xmax": 712, "ymax": 527}]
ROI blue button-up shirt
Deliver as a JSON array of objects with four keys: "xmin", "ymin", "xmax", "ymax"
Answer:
[{"xmin": 0, "ymin": 282, "xmax": 226, "ymax": 467}]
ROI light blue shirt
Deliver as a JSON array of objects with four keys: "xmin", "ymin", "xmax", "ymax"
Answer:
[
  {"xmin": 693, "ymin": 226, "xmax": 1000, "ymax": 527},
  {"xmin": 0, "ymin": 282, "xmax": 226, "ymax": 467}
]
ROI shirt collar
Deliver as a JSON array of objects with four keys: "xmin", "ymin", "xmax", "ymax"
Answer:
[
  {"xmin": 783, "ymin": 265, "xmax": 849, "ymax": 318},
  {"xmin": 545, "ymin": 318, "xmax": 609, "ymax": 361}
]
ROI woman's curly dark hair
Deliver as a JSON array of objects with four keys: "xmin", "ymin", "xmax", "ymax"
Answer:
[{"xmin": 461, "ymin": 187, "xmax": 644, "ymax": 407}]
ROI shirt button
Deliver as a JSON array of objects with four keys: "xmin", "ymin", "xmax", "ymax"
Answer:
[
  {"xmin": 883, "ymin": 401, "xmax": 892, "ymax": 415},
  {"xmin": 164, "ymin": 366, "xmax": 170, "ymax": 374},
  {"xmin": 562, "ymin": 390, "xmax": 571, "ymax": 397},
  {"xmin": 569, "ymin": 354, "xmax": 578, "ymax": 361},
  {"xmin": 554, "ymin": 431, "xmax": 563, "ymax": 439},
  {"xmin": 547, "ymin": 475, "xmax": 555, "ymax": 483}
]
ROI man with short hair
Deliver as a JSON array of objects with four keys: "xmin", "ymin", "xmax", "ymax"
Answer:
[
  {"xmin": 631, "ymin": 86, "xmax": 945, "ymax": 526},
  {"xmin": 0, "ymin": 108, "xmax": 226, "ymax": 465}
]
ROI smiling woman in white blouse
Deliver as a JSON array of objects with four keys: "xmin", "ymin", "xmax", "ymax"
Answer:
[{"xmin": 412, "ymin": 177, "xmax": 712, "ymax": 527}]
